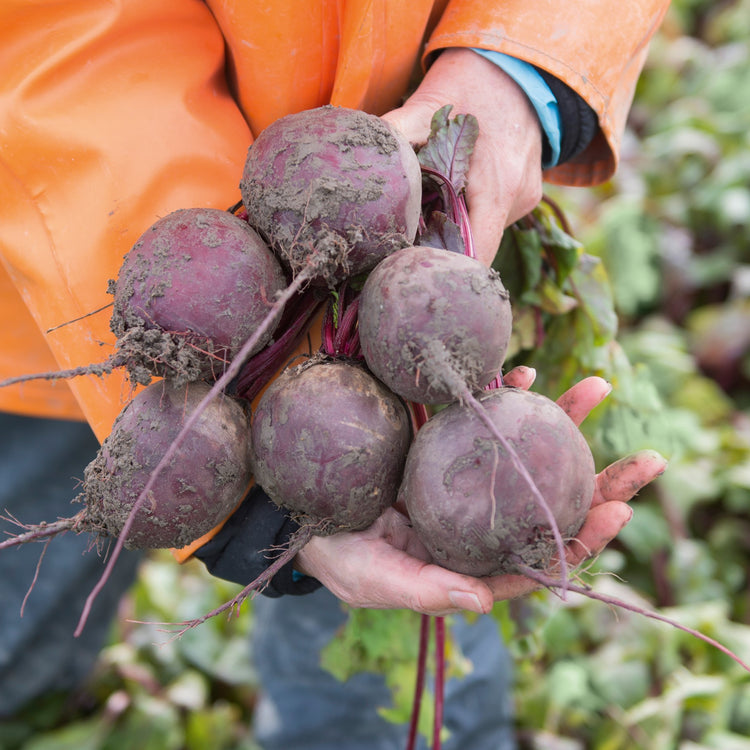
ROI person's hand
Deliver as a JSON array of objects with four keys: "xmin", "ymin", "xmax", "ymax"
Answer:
[
  {"xmin": 381, "ymin": 47, "xmax": 544, "ymax": 268},
  {"xmin": 293, "ymin": 367, "xmax": 667, "ymax": 615}
]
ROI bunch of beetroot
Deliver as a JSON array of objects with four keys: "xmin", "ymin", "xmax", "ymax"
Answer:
[
  {"xmin": 0, "ymin": 105, "xmax": 428, "ymax": 636},
  {"xmin": 0, "ymin": 107, "xmax": 424, "ymax": 568},
  {"xmin": 0, "ymin": 104, "xmax": 592, "ymax": 589},
  {"xmin": 2, "ymin": 105, "xmax": 748, "ymax": 737}
]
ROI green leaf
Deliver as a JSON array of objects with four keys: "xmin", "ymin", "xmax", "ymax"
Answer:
[
  {"xmin": 569, "ymin": 254, "xmax": 618, "ymax": 344},
  {"xmin": 102, "ymin": 695, "xmax": 183, "ymax": 750},
  {"xmin": 418, "ymin": 105, "xmax": 479, "ymax": 192},
  {"xmin": 587, "ymin": 200, "xmax": 662, "ymax": 317},
  {"xmin": 20, "ymin": 719, "xmax": 109, "ymax": 750}
]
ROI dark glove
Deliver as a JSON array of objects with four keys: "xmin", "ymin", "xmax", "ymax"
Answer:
[{"xmin": 194, "ymin": 484, "xmax": 321, "ymax": 597}]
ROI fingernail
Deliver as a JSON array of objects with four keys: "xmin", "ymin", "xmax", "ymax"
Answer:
[
  {"xmin": 449, "ymin": 590, "xmax": 484, "ymax": 614},
  {"xmin": 620, "ymin": 506, "xmax": 634, "ymax": 530}
]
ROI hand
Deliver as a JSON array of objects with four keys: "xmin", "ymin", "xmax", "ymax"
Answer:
[
  {"xmin": 381, "ymin": 47, "xmax": 544, "ymax": 268},
  {"xmin": 293, "ymin": 368, "xmax": 667, "ymax": 615}
]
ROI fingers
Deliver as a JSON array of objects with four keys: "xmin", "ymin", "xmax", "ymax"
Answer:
[
  {"xmin": 464, "ymin": 174, "xmax": 509, "ymax": 267},
  {"xmin": 565, "ymin": 501, "xmax": 634, "ymax": 566},
  {"xmin": 379, "ymin": 102, "xmax": 434, "ymax": 147},
  {"xmin": 502, "ymin": 365, "xmax": 536, "ymax": 390},
  {"xmin": 487, "ymin": 450, "xmax": 667, "ymax": 600},
  {"xmin": 556, "ymin": 376, "xmax": 612, "ymax": 426},
  {"xmin": 592, "ymin": 449, "xmax": 668, "ymax": 506},
  {"xmin": 368, "ymin": 555, "xmax": 496, "ymax": 615},
  {"xmin": 295, "ymin": 511, "xmax": 496, "ymax": 616},
  {"xmin": 485, "ymin": 571, "xmax": 542, "ymax": 601}
]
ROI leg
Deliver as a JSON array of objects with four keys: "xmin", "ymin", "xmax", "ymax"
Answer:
[
  {"xmin": 251, "ymin": 587, "xmax": 516, "ymax": 749},
  {"xmin": 0, "ymin": 413, "xmax": 142, "ymax": 716}
]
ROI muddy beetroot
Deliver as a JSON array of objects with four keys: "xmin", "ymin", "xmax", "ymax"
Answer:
[
  {"xmin": 250, "ymin": 358, "xmax": 412, "ymax": 533},
  {"xmin": 358, "ymin": 245, "xmax": 512, "ymax": 404},
  {"xmin": 81, "ymin": 379, "xmax": 253, "ymax": 549},
  {"xmin": 240, "ymin": 105, "xmax": 422, "ymax": 285},
  {"xmin": 400, "ymin": 387, "xmax": 595, "ymax": 577},
  {"xmin": 110, "ymin": 207, "xmax": 286, "ymax": 384}
]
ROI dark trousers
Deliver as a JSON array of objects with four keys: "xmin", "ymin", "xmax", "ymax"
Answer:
[
  {"xmin": 252, "ymin": 587, "xmax": 517, "ymax": 749},
  {"xmin": 0, "ymin": 413, "xmax": 141, "ymax": 716}
]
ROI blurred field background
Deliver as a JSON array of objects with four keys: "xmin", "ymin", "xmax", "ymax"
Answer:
[{"xmin": 2, "ymin": 1, "xmax": 749, "ymax": 748}]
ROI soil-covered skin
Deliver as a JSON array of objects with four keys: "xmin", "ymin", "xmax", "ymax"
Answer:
[
  {"xmin": 250, "ymin": 357, "xmax": 412, "ymax": 533},
  {"xmin": 82, "ymin": 380, "xmax": 253, "ymax": 550},
  {"xmin": 240, "ymin": 105, "xmax": 422, "ymax": 285},
  {"xmin": 358, "ymin": 245, "xmax": 513, "ymax": 404},
  {"xmin": 109, "ymin": 207, "xmax": 286, "ymax": 384},
  {"xmin": 400, "ymin": 387, "xmax": 595, "ymax": 576}
]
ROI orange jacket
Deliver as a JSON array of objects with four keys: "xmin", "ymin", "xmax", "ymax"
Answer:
[{"xmin": 0, "ymin": 0, "xmax": 670, "ymax": 440}]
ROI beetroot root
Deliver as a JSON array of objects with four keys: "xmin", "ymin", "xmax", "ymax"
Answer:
[
  {"xmin": 110, "ymin": 207, "xmax": 286, "ymax": 384},
  {"xmin": 358, "ymin": 245, "xmax": 512, "ymax": 404},
  {"xmin": 83, "ymin": 379, "xmax": 253, "ymax": 549},
  {"xmin": 400, "ymin": 387, "xmax": 595, "ymax": 577},
  {"xmin": 240, "ymin": 105, "xmax": 422, "ymax": 285},
  {"xmin": 250, "ymin": 358, "xmax": 412, "ymax": 533}
]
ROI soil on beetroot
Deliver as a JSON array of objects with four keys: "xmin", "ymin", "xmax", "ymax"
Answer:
[
  {"xmin": 240, "ymin": 106, "xmax": 421, "ymax": 284},
  {"xmin": 400, "ymin": 387, "xmax": 596, "ymax": 577},
  {"xmin": 109, "ymin": 208, "xmax": 286, "ymax": 384},
  {"xmin": 82, "ymin": 380, "xmax": 253, "ymax": 550}
]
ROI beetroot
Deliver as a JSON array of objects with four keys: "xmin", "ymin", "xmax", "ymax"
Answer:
[
  {"xmin": 110, "ymin": 207, "xmax": 287, "ymax": 384},
  {"xmin": 357, "ymin": 245, "xmax": 512, "ymax": 404},
  {"xmin": 84, "ymin": 379, "xmax": 252, "ymax": 549},
  {"xmin": 250, "ymin": 358, "xmax": 412, "ymax": 533},
  {"xmin": 240, "ymin": 105, "xmax": 422, "ymax": 285},
  {"xmin": 400, "ymin": 387, "xmax": 595, "ymax": 577},
  {"xmin": 1, "ymin": 380, "xmax": 253, "ymax": 552}
]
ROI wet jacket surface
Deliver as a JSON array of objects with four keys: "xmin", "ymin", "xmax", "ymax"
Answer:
[{"xmin": 0, "ymin": 0, "xmax": 670, "ymax": 436}]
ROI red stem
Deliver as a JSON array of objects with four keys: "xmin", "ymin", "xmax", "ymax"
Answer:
[
  {"xmin": 516, "ymin": 561, "xmax": 750, "ymax": 674},
  {"xmin": 420, "ymin": 166, "xmax": 475, "ymax": 260},
  {"xmin": 161, "ymin": 525, "xmax": 316, "ymax": 638},
  {"xmin": 234, "ymin": 290, "xmax": 322, "ymax": 401},
  {"xmin": 0, "ymin": 512, "xmax": 82, "ymax": 550},
  {"xmin": 406, "ymin": 614, "xmax": 431, "ymax": 750},
  {"xmin": 432, "ymin": 616, "xmax": 446, "ymax": 750}
]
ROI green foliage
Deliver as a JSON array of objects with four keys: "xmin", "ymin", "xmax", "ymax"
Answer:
[
  {"xmin": 0, "ymin": 553, "xmax": 259, "ymax": 750},
  {"xmin": 494, "ymin": 199, "xmax": 619, "ymax": 399},
  {"xmin": 504, "ymin": 2, "xmax": 750, "ymax": 746},
  {"xmin": 320, "ymin": 609, "xmax": 470, "ymax": 742}
]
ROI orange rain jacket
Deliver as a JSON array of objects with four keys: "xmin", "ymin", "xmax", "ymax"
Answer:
[{"xmin": 0, "ymin": 0, "xmax": 670, "ymax": 442}]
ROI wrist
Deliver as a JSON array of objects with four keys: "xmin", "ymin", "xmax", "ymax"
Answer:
[{"xmin": 470, "ymin": 48, "xmax": 561, "ymax": 168}]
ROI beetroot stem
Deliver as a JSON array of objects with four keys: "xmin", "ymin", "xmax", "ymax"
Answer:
[
  {"xmin": 164, "ymin": 525, "xmax": 315, "ymax": 637},
  {"xmin": 0, "ymin": 357, "xmax": 123, "ymax": 390},
  {"xmin": 406, "ymin": 614, "xmax": 431, "ymax": 750},
  {"xmin": 515, "ymin": 561, "xmax": 750, "ymax": 674},
  {"xmin": 420, "ymin": 166, "xmax": 475, "ymax": 259},
  {"xmin": 433, "ymin": 616, "xmax": 446, "ymax": 750},
  {"xmin": 74, "ymin": 267, "xmax": 316, "ymax": 637}
]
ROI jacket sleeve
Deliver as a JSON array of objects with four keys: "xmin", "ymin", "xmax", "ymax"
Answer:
[
  {"xmin": 0, "ymin": 0, "xmax": 252, "ymax": 440},
  {"xmin": 424, "ymin": 0, "xmax": 671, "ymax": 185}
]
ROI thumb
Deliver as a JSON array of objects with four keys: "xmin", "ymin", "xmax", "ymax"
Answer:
[{"xmin": 380, "ymin": 96, "xmax": 442, "ymax": 146}]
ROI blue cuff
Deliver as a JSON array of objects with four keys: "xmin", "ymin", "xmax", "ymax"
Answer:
[{"xmin": 471, "ymin": 48, "xmax": 562, "ymax": 168}]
